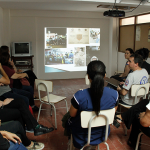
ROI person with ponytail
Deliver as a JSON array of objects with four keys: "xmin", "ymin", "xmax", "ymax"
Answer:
[{"xmin": 66, "ymin": 60, "xmax": 118, "ymax": 149}]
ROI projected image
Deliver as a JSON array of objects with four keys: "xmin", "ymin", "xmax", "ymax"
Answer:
[
  {"xmin": 45, "ymin": 48, "xmax": 73, "ymax": 65},
  {"xmin": 68, "ymin": 28, "xmax": 89, "ymax": 44},
  {"xmin": 44, "ymin": 27, "xmax": 100, "ymax": 73},
  {"xmin": 89, "ymin": 28, "xmax": 100, "ymax": 44},
  {"xmin": 74, "ymin": 47, "xmax": 86, "ymax": 66},
  {"xmin": 86, "ymin": 46, "xmax": 100, "ymax": 65},
  {"xmin": 45, "ymin": 28, "xmax": 67, "ymax": 49}
]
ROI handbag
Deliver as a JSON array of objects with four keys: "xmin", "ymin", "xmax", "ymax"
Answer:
[{"xmin": 20, "ymin": 78, "xmax": 30, "ymax": 86}]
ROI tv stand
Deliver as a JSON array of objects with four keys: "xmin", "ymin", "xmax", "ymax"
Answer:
[{"xmin": 11, "ymin": 55, "xmax": 34, "ymax": 71}]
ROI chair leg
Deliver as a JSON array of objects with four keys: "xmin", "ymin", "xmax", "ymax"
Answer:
[
  {"xmin": 97, "ymin": 144, "xmax": 100, "ymax": 150},
  {"xmin": 50, "ymin": 105, "xmax": 53, "ymax": 116},
  {"xmin": 37, "ymin": 103, "xmax": 43, "ymax": 122},
  {"xmin": 135, "ymin": 132, "xmax": 143, "ymax": 150},
  {"xmin": 104, "ymin": 142, "xmax": 109, "ymax": 150},
  {"xmin": 65, "ymin": 99, "xmax": 68, "ymax": 112},
  {"xmin": 51, "ymin": 104, "xmax": 57, "ymax": 129},
  {"xmin": 124, "ymin": 126, "xmax": 127, "ymax": 136},
  {"xmin": 70, "ymin": 135, "xmax": 73, "ymax": 150}
]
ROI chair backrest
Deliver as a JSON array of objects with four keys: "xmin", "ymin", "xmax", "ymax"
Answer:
[
  {"xmin": 131, "ymin": 83, "xmax": 149, "ymax": 105},
  {"xmin": 35, "ymin": 79, "xmax": 53, "ymax": 92},
  {"xmin": 85, "ymin": 74, "xmax": 90, "ymax": 85},
  {"xmin": 131, "ymin": 83, "xmax": 149, "ymax": 97},
  {"xmin": 80, "ymin": 108, "xmax": 115, "ymax": 147}
]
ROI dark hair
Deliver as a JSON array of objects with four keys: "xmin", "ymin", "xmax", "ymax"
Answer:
[
  {"xmin": 0, "ymin": 52, "xmax": 13, "ymax": 69},
  {"xmin": 0, "ymin": 46, "xmax": 9, "ymax": 54},
  {"xmin": 135, "ymin": 48, "xmax": 150, "ymax": 60},
  {"xmin": 130, "ymin": 54, "xmax": 143, "ymax": 67},
  {"xmin": 87, "ymin": 60, "xmax": 106, "ymax": 116},
  {"xmin": 126, "ymin": 48, "xmax": 134, "ymax": 55}
]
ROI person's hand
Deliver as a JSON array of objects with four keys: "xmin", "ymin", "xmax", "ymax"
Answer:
[
  {"xmin": 3, "ymin": 98, "xmax": 14, "ymax": 105},
  {"xmin": 0, "ymin": 101, "xmax": 3, "ymax": 107},
  {"xmin": 117, "ymin": 86, "xmax": 121, "ymax": 91},
  {"xmin": 119, "ymin": 82, "xmax": 125, "ymax": 85},
  {"xmin": 139, "ymin": 112, "xmax": 145, "ymax": 119},
  {"xmin": 9, "ymin": 60, "xmax": 15, "ymax": 67},
  {"xmin": 25, "ymin": 73, "xmax": 29, "ymax": 78},
  {"xmin": 17, "ymin": 69, "xmax": 23, "ymax": 73},
  {"xmin": 0, "ymin": 82, "xmax": 4, "ymax": 86},
  {"xmin": 2, "ymin": 131, "xmax": 22, "ymax": 144}
]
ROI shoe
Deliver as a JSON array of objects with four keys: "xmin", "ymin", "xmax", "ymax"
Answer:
[
  {"xmin": 32, "ymin": 106, "xmax": 39, "ymax": 112},
  {"xmin": 26, "ymin": 142, "xmax": 44, "ymax": 150},
  {"xmin": 34, "ymin": 125, "xmax": 54, "ymax": 136},
  {"xmin": 113, "ymin": 116, "xmax": 123, "ymax": 128},
  {"xmin": 25, "ymin": 127, "xmax": 34, "ymax": 133}
]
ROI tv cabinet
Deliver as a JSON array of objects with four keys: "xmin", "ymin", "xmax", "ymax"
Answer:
[{"xmin": 11, "ymin": 55, "xmax": 34, "ymax": 71}]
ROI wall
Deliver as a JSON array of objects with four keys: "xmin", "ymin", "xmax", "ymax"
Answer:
[
  {"xmin": 2, "ymin": 9, "xmax": 118, "ymax": 79},
  {"xmin": 0, "ymin": 7, "xmax": 3, "ymax": 46}
]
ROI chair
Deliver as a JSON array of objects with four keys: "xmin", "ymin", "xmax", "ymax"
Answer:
[
  {"xmin": 69, "ymin": 108, "xmax": 115, "ymax": 150},
  {"xmin": 35, "ymin": 79, "xmax": 68, "ymax": 129},
  {"xmin": 119, "ymin": 83, "xmax": 149, "ymax": 109},
  {"xmin": 119, "ymin": 83, "xmax": 149, "ymax": 135},
  {"xmin": 135, "ymin": 132, "xmax": 150, "ymax": 150},
  {"xmin": 85, "ymin": 74, "xmax": 90, "ymax": 85}
]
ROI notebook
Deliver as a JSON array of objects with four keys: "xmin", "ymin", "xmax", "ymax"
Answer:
[{"xmin": 105, "ymin": 78, "xmax": 120, "ymax": 88}]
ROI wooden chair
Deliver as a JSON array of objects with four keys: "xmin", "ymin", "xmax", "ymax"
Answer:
[
  {"xmin": 35, "ymin": 79, "xmax": 68, "ymax": 129},
  {"xmin": 70, "ymin": 108, "xmax": 115, "ymax": 150}
]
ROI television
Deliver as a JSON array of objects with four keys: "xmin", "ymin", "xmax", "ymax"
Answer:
[{"xmin": 11, "ymin": 42, "xmax": 32, "ymax": 57}]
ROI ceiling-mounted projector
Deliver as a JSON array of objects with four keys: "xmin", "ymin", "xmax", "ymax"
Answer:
[{"xmin": 103, "ymin": 10, "xmax": 125, "ymax": 17}]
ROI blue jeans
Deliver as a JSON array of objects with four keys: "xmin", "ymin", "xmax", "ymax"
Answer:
[
  {"xmin": 2, "ymin": 90, "xmax": 29, "ymax": 106},
  {"xmin": 9, "ymin": 141, "xmax": 27, "ymax": 150}
]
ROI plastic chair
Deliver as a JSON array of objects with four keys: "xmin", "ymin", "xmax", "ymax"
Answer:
[
  {"xmin": 85, "ymin": 74, "xmax": 90, "ymax": 85},
  {"xmin": 35, "ymin": 79, "xmax": 68, "ymax": 129},
  {"xmin": 119, "ymin": 83, "xmax": 149, "ymax": 135},
  {"xmin": 70, "ymin": 108, "xmax": 115, "ymax": 150},
  {"xmin": 135, "ymin": 131, "xmax": 150, "ymax": 150}
]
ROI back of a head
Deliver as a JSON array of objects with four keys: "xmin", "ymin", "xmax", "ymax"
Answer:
[
  {"xmin": 135, "ymin": 48, "xmax": 149, "ymax": 60},
  {"xmin": 130, "ymin": 53, "xmax": 143, "ymax": 68},
  {"xmin": 87, "ymin": 60, "xmax": 106, "ymax": 116},
  {"xmin": 126, "ymin": 48, "xmax": 134, "ymax": 55},
  {"xmin": 0, "ymin": 52, "xmax": 10, "ymax": 66},
  {"xmin": 0, "ymin": 46, "xmax": 9, "ymax": 55}
]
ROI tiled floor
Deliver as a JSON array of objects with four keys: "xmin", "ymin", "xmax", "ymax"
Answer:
[{"xmin": 27, "ymin": 78, "xmax": 150, "ymax": 150}]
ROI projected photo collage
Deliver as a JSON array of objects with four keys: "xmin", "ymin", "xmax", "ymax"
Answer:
[{"xmin": 45, "ymin": 27, "xmax": 100, "ymax": 73}]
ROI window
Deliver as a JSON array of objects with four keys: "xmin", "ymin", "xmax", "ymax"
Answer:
[
  {"xmin": 137, "ymin": 14, "xmax": 150, "ymax": 24},
  {"xmin": 121, "ymin": 17, "xmax": 135, "ymax": 25}
]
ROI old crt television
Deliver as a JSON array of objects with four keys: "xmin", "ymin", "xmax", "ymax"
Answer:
[{"xmin": 11, "ymin": 42, "xmax": 32, "ymax": 56}]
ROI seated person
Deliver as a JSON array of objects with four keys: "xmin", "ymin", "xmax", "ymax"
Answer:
[
  {"xmin": 117, "ymin": 54, "xmax": 149, "ymax": 106},
  {"xmin": 0, "ymin": 53, "xmax": 38, "ymax": 110},
  {"xmin": 0, "ymin": 93, "xmax": 54, "ymax": 136},
  {"xmin": 0, "ymin": 121, "xmax": 44, "ymax": 150},
  {"xmin": 0, "ymin": 45, "xmax": 37, "ymax": 96},
  {"xmin": 66, "ymin": 60, "xmax": 118, "ymax": 149},
  {"xmin": 117, "ymin": 99, "xmax": 150, "ymax": 150},
  {"xmin": 111, "ymin": 48, "xmax": 134, "ymax": 82},
  {"xmin": 135, "ymin": 48, "xmax": 150, "ymax": 74}
]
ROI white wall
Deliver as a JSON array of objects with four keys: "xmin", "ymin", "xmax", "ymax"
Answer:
[
  {"xmin": 2, "ymin": 9, "xmax": 118, "ymax": 79},
  {"xmin": 0, "ymin": 7, "xmax": 3, "ymax": 46}
]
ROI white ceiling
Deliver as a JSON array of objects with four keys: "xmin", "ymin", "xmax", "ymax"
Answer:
[{"xmin": 0, "ymin": 0, "xmax": 149, "ymax": 12}]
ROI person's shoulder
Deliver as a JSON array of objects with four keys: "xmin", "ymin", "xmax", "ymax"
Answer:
[
  {"xmin": 103, "ymin": 87, "xmax": 118, "ymax": 95},
  {"xmin": 74, "ymin": 88, "xmax": 89, "ymax": 98}
]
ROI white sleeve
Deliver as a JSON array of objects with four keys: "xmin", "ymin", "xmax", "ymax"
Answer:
[
  {"xmin": 122, "ymin": 73, "xmax": 133, "ymax": 91},
  {"xmin": 146, "ymin": 101, "xmax": 150, "ymax": 110}
]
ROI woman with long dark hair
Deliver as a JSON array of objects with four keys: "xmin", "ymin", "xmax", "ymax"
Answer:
[
  {"xmin": 0, "ymin": 52, "xmax": 38, "ymax": 110},
  {"xmin": 66, "ymin": 60, "xmax": 118, "ymax": 149}
]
